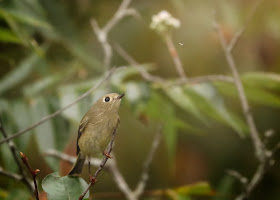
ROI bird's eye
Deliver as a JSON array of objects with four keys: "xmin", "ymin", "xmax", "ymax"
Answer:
[{"xmin": 104, "ymin": 97, "xmax": 110, "ymax": 102}]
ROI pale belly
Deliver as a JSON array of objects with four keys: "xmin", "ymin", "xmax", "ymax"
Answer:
[{"xmin": 78, "ymin": 120, "xmax": 116, "ymax": 158}]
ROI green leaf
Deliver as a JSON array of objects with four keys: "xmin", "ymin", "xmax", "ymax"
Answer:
[
  {"xmin": 0, "ymin": 7, "xmax": 48, "ymax": 51},
  {"xmin": 0, "ymin": 50, "xmax": 44, "ymax": 95},
  {"xmin": 214, "ymin": 82, "xmax": 280, "ymax": 108},
  {"xmin": 0, "ymin": 27, "xmax": 21, "ymax": 43},
  {"xmin": 163, "ymin": 86, "xmax": 206, "ymax": 122},
  {"xmin": 242, "ymin": 72, "xmax": 280, "ymax": 90},
  {"xmin": 212, "ymin": 175, "xmax": 235, "ymax": 200},
  {"xmin": 23, "ymin": 62, "xmax": 79, "ymax": 97},
  {"xmin": 0, "ymin": 1, "xmax": 51, "ymax": 30},
  {"xmin": 111, "ymin": 64, "xmax": 154, "ymax": 89},
  {"xmin": 187, "ymin": 84, "xmax": 248, "ymax": 137},
  {"xmin": 143, "ymin": 93, "xmax": 178, "ymax": 161},
  {"xmin": 163, "ymin": 83, "xmax": 247, "ymax": 137},
  {"xmin": 42, "ymin": 172, "xmax": 89, "ymax": 200},
  {"xmin": 5, "ymin": 188, "xmax": 31, "ymax": 200},
  {"xmin": 178, "ymin": 195, "xmax": 192, "ymax": 200},
  {"xmin": 141, "ymin": 92, "xmax": 202, "ymax": 161},
  {"xmin": 174, "ymin": 182, "xmax": 213, "ymax": 196},
  {"xmin": 38, "ymin": 0, "xmax": 102, "ymax": 71}
]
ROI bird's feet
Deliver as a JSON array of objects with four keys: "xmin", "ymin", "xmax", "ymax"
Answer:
[
  {"xmin": 103, "ymin": 150, "xmax": 113, "ymax": 159},
  {"xmin": 89, "ymin": 175, "xmax": 97, "ymax": 184}
]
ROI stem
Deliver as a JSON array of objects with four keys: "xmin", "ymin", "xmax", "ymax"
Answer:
[
  {"xmin": 164, "ymin": 34, "xmax": 187, "ymax": 79},
  {"xmin": 214, "ymin": 23, "xmax": 265, "ymax": 162},
  {"xmin": 0, "ymin": 117, "xmax": 34, "ymax": 192},
  {"xmin": 20, "ymin": 152, "xmax": 40, "ymax": 200}
]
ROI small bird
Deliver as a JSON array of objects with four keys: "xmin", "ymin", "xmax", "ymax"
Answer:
[{"xmin": 68, "ymin": 93, "xmax": 125, "ymax": 175}]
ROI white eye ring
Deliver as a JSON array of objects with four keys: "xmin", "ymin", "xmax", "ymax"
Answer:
[{"xmin": 103, "ymin": 96, "xmax": 111, "ymax": 102}]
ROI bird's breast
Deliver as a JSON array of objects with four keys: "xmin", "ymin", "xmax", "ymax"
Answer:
[{"xmin": 78, "ymin": 115, "xmax": 119, "ymax": 157}]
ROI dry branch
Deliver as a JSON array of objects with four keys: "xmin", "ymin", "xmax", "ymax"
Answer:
[
  {"xmin": 213, "ymin": 2, "xmax": 278, "ymax": 198},
  {"xmin": 19, "ymin": 152, "xmax": 40, "ymax": 200},
  {"xmin": 0, "ymin": 117, "xmax": 34, "ymax": 192}
]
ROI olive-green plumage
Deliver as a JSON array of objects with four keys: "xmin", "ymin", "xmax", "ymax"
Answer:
[{"xmin": 68, "ymin": 93, "xmax": 124, "ymax": 175}]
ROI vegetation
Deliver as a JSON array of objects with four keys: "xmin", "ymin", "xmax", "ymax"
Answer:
[{"xmin": 0, "ymin": 0, "xmax": 280, "ymax": 200}]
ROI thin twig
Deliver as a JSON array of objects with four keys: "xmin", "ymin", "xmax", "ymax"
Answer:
[
  {"xmin": 43, "ymin": 149, "xmax": 102, "ymax": 167},
  {"xmin": 227, "ymin": 0, "xmax": 263, "ymax": 52},
  {"xmin": 79, "ymin": 128, "xmax": 118, "ymax": 200},
  {"xmin": 108, "ymin": 158, "xmax": 135, "ymax": 200},
  {"xmin": 214, "ymin": 21, "xmax": 265, "ymax": 162},
  {"xmin": 0, "ymin": 117, "xmax": 34, "ymax": 192},
  {"xmin": 113, "ymin": 42, "xmax": 164, "ymax": 82},
  {"xmin": 226, "ymin": 169, "xmax": 248, "ymax": 185},
  {"xmin": 0, "ymin": 166, "xmax": 23, "ymax": 181},
  {"xmin": 213, "ymin": 3, "xmax": 276, "ymax": 198},
  {"xmin": 0, "ymin": 67, "xmax": 120, "ymax": 145},
  {"xmin": 114, "ymin": 42, "xmax": 233, "ymax": 86},
  {"xmin": 20, "ymin": 152, "xmax": 40, "ymax": 200},
  {"xmin": 133, "ymin": 126, "xmax": 162, "ymax": 199},
  {"xmin": 171, "ymin": 75, "xmax": 234, "ymax": 85},
  {"xmin": 90, "ymin": 0, "xmax": 135, "ymax": 68},
  {"xmin": 164, "ymin": 34, "xmax": 187, "ymax": 79}
]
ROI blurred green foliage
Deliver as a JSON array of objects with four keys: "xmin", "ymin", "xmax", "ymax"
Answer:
[{"xmin": 1, "ymin": 0, "xmax": 280, "ymax": 200}]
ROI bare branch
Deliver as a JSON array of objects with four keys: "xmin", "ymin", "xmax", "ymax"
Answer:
[
  {"xmin": 0, "ymin": 117, "xmax": 34, "ymax": 192},
  {"xmin": 108, "ymin": 158, "xmax": 135, "ymax": 200},
  {"xmin": 235, "ymin": 162, "xmax": 267, "ymax": 200},
  {"xmin": 114, "ymin": 42, "xmax": 233, "ymax": 87},
  {"xmin": 133, "ymin": 126, "xmax": 162, "ymax": 199},
  {"xmin": 103, "ymin": 0, "xmax": 134, "ymax": 33},
  {"xmin": 0, "ymin": 166, "xmax": 23, "ymax": 181},
  {"xmin": 228, "ymin": 0, "xmax": 263, "ymax": 52},
  {"xmin": 20, "ymin": 152, "xmax": 40, "ymax": 200},
  {"xmin": 44, "ymin": 149, "xmax": 102, "ymax": 167},
  {"xmin": 91, "ymin": 0, "xmax": 135, "ymax": 68},
  {"xmin": 164, "ymin": 34, "xmax": 187, "ymax": 79},
  {"xmin": 0, "ymin": 67, "xmax": 120, "ymax": 145},
  {"xmin": 213, "ymin": 2, "xmax": 278, "ymax": 199},
  {"xmin": 113, "ymin": 42, "xmax": 164, "ymax": 82},
  {"xmin": 214, "ymin": 21, "xmax": 265, "ymax": 161},
  {"xmin": 226, "ymin": 169, "xmax": 248, "ymax": 185}
]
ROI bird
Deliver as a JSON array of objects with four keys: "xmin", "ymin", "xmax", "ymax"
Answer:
[{"xmin": 68, "ymin": 93, "xmax": 125, "ymax": 176}]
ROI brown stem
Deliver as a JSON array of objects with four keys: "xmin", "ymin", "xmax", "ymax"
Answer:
[
  {"xmin": 164, "ymin": 34, "xmax": 187, "ymax": 79},
  {"xmin": 0, "ymin": 117, "xmax": 34, "ymax": 192},
  {"xmin": 19, "ymin": 152, "xmax": 40, "ymax": 200}
]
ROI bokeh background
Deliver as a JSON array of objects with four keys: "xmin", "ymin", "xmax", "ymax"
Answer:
[{"xmin": 1, "ymin": 0, "xmax": 280, "ymax": 199}]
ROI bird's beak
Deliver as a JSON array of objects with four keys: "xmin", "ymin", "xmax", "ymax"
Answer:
[{"xmin": 117, "ymin": 94, "xmax": 125, "ymax": 100}]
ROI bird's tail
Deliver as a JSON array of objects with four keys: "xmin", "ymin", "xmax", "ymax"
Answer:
[{"xmin": 68, "ymin": 153, "xmax": 86, "ymax": 175}]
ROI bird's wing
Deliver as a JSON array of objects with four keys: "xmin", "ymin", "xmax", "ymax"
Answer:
[{"xmin": 76, "ymin": 116, "xmax": 89, "ymax": 155}]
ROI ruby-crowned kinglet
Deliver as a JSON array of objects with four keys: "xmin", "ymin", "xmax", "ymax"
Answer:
[{"xmin": 68, "ymin": 93, "xmax": 125, "ymax": 175}]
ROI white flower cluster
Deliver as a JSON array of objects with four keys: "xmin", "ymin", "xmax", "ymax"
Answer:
[{"xmin": 150, "ymin": 10, "xmax": 181, "ymax": 33}]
